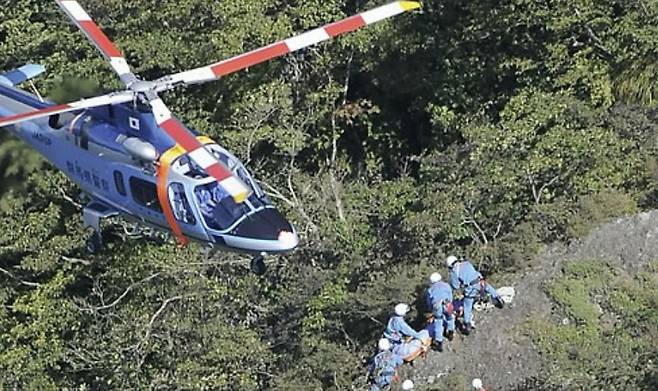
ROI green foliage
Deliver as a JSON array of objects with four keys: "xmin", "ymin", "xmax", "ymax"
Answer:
[
  {"xmin": 0, "ymin": 0, "xmax": 656, "ymax": 388},
  {"xmin": 527, "ymin": 261, "xmax": 658, "ymax": 390},
  {"xmin": 566, "ymin": 190, "xmax": 638, "ymax": 237}
]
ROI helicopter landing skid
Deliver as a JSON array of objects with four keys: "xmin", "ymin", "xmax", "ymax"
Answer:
[{"xmin": 82, "ymin": 201, "xmax": 119, "ymax": 253}]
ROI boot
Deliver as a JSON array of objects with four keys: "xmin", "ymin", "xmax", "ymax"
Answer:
[
  {"xmin": 463, "ymin": 322, "xmax": 471, "ymax": 336},
  {"xmin": 494, "ymin": 296, "xmax": 505, "ymax": 309},
  {"xmin": 432, "ymin": 340, "xmax": 443, "ymax": 352},
  {"xmin": 446, "ymin": 330, "xmax": 454, "ymax": 341}
]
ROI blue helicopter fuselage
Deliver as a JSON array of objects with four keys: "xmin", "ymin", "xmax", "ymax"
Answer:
[{"xmin": 0, "ymin": 81, "xmax": 298, "ymax": 254}]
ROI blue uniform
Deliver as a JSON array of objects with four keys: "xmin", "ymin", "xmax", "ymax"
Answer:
[
  {"xmin": 426, "ymin": 281, "xmax": 455, "ymax": 342},
  {"xmin": 195, "ymin": 187, "xmax": 215, "ymax": 216},
  {"xmin": 368, "ymin": 350, "xmax": 403, "ymax": 391},
  {"xmin": 449, "ymin": 260, "xmax": 500, "ymax": 325},
  {"xmin": 211, "ymin": 184, "xmax": 228, "ymax": 203},
  {"xmin": 384, "ymin": 315, "xmax": 425, "ymax": 344}
]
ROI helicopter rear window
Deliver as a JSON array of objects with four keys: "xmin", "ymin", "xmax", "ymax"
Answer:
[
  {"xmin": 194, "ymin": 182, "xmax": 249, "ymax": 230},
  {"xmin": 130, "ymin": 177, "xmax": 162, "ymax": 212},
  {"xmin": 114, "ymin": 171, "xmax": 126, "ymax": 196}
]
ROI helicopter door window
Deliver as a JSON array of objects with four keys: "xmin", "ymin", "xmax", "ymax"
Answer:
[
  {"xmin": 168, "ymin": 183, "xmax": 196, "ymax": 225},
  {"xmin": 114, "ymin": 171, "xmax": 126, "ymax": 196},
  {"xmin": 129, "ymin": 177, "xmax": 162, "ymax": 212}
]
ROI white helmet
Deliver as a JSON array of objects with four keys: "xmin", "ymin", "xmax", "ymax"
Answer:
[
  {"xmin": 429, "ymin": 272, "xmax": 442, "ymax": 283},
  {"xmin": 446, "ymin": 255, "xmax": 458, "ymax": 268},
  {"xmin": 378, "ymin": 338, "xmax": 391, "ymax": 351},
  {"xmin": 394, "ymin": 303, "xmax": 410, "ymax": 317},
  {"xmin": 402, "ymin": 379, "xmax": 414, "ymax": 390},
  {"xmin": 472, "ymin": 378, "xmax": 483, "ymax": 389}
]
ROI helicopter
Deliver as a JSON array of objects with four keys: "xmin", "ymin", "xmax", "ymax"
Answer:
[{"xmin": 0, "ymin": 1, "xmax": 420, "ymax": 274}]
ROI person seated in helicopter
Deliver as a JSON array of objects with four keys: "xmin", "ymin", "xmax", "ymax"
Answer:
[
  {"xmin": 210, "ymin": 182, "xmax": 229, "ymax": 204},
  {"xmin": 195, "ymin": 185, "xmax": 216, "ymax": 217}
]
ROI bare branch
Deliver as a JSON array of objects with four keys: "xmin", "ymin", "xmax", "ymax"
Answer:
[
  {"xmin": 261, "ymin": 181, "xmax": 295, "ymax": 207},
  {"xmin": 287, "ymin": 150, "xmax": 318, "ymax": 233},
  {"xmin": 328, "ymin": 170, "xmax": 346, "ymax": 222},
  {"xmin": 353, "ymin": 310, "xmax": 385, "ymax": 326},
  {"xmin": 145, "ymin": 295, "xmax": 183, "ymax": 339},
  {"xmin": 462, "ymin": 214, "xmax": 489, "ymax": 246},
  {"xmin": 526, "ymin": 168, "xmax": 560, "ymax": 205},
  {"xmin": 89, "ymin": 273, "xmax": 161, "ymax": 312},
  {"xmin": 0, "ymin": 266, "xmax": 40, "ymax": 287},
  {"xmin": 137, "ymin": 295, "xmax": 185, "ymax": 368},
  {"xmin": 55, "ymin": 184, "xmax": 83, "ymax": 209},
  {"xmin": 493, "ymin": 221, "xmax": 503, "ymax": 241},
  {"xmin": 61, "ymin": 256, "xmax": 92, "ymax": 266}
]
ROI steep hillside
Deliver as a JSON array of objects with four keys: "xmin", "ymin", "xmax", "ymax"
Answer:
[{"xmin": 399, "ymin": 211, "xmax": 658, "ymax": 390}]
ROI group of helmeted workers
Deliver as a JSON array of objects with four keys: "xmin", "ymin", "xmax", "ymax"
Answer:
[{"xmin": 368, "ymin": 255, "xmax": 505, "ymax": 391}]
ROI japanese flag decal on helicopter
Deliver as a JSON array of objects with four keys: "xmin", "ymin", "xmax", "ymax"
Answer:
[
  {"xmin": 0, "ymin": 0, "xmax": 420, "ymax": 250},
  {"xmin": 54, "ymin": 0, "xmax": 252, "ymax": 203}
]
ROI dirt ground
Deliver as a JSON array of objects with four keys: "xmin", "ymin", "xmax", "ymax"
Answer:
[{"xmin": 400, "ymin": 210, "xmax": 658, "ymax": 390}]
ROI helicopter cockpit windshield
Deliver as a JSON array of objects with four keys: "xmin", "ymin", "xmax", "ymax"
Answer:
[
  {"xmin": 173, "ymin": 144, "xmax": 271, "ymax": 231},
  {"xmin": 194, "ymin": 181, "xmax": 251, "ymax": 230}
]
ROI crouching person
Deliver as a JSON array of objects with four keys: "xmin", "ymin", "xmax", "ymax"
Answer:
[
  {"xmin": 425, "ymin": 272, "xmax": 455, "ymax": 352},
  {"xmin": 368, "ymin": 338, "xmax": 403, "ymax": 391},
  {"xmin": 383, "ymin": 303, "xmax": 431, "ymax": 361},
  {"xmin": 446, "ymin": 255, "xmax": 504, "ymax": 335}
]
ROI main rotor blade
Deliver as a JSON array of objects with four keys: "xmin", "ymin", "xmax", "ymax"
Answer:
[
  {"xmin": 56, "ymin": 1, "xmax": 138, "ymax": 86},
  {"xmin": 155, "ymin": 1, "xmax": 420, "ymax": 90},
  {"xmin": 149, "ymin": 98, "xmax": 251, "ymax": 203},
  {"xmin": 0, "ymin": 91, "xmax": 134, "ymax": 128}
]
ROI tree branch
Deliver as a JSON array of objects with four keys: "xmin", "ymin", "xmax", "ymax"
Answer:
[
  {"xmin": 138, "ymin": 295, "xmax": 185, "ymax": 368},
  {"xmin": 89, "ymin": 273, "xmax": 161, "ymax": 312},
  {"xmin": 462, "ymin": 212, "xmax": 489, "ymax": 246},
  {"xmin": 61, "ymin": 255, "xmax": 92, "ymax": 266},
  {"xmin": 0, "ymin": 266, "xmax": 40, "ymax": 287}
]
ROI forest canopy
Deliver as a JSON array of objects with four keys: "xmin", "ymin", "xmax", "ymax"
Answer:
[{"xmin": 0, "ymin": 0, "xmax": 657, "ymax": 389}]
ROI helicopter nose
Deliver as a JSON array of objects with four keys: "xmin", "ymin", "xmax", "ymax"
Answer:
[{"xmin": 231, "ymin": 208, "xmax": 299, "ymax": 251}]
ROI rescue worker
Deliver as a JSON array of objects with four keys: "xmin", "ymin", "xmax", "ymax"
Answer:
[
  {"xmin": 446, "ymin": 255, "xmax": 504, "ymax": 335},
  {"xmin": 368, "ymin": 338, "xmax": 403, "ymax": 391},
  {"xmin": 425, "ymin": 272, "xmax": 455, "ymax": 352},
  {"xmin": 383, "ymin": 303, "xmax": 430, "ymax": 360}
]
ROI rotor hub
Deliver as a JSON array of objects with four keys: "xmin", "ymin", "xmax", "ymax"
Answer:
[{"xmin": 128, "ymin": 80, "xmax": 157, "ymax": 94}]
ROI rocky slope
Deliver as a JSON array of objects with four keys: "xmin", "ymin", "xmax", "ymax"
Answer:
[{"xmin": 401, "ymin": 210, "xmax": 658, "ymax": 390}]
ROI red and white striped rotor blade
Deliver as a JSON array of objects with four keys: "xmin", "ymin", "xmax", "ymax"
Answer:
[
  {"xmin": 56, "ymin": 1, "xmax": 138, "ymax": 86},
  {"xmin": 149, "ymin": 98, "xmax": 251, "ymax": 203},
  {"xmin": 156, "ymin": 1, "xmax": 420, "ymax": 88},
  {"xmin": 0, "ymin": 91, "xmax": 134, "ymax": 128}
]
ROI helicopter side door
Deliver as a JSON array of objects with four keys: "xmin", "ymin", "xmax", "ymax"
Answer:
[{"xmin": 124, "ymin": 171, "xmax": 207, "ymax": 242}]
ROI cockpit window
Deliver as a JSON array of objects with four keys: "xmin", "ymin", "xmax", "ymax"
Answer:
[{"xmin": 194, "ymin": 181, "xmax": 250, "ymax": 230}]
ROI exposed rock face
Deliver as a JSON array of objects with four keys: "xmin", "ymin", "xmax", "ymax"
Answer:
[{"xmin": 405, "ymin": 210, "xmax": 658, "ymax": 390}]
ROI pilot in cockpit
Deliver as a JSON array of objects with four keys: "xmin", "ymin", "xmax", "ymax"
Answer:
[
  {"xmin": 195, "ymin": 186, "xmax": 215, "ymax": 217},
  {"xmin": 211, "ymin": 183, "xmax": 228, "ymax": 203}
]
